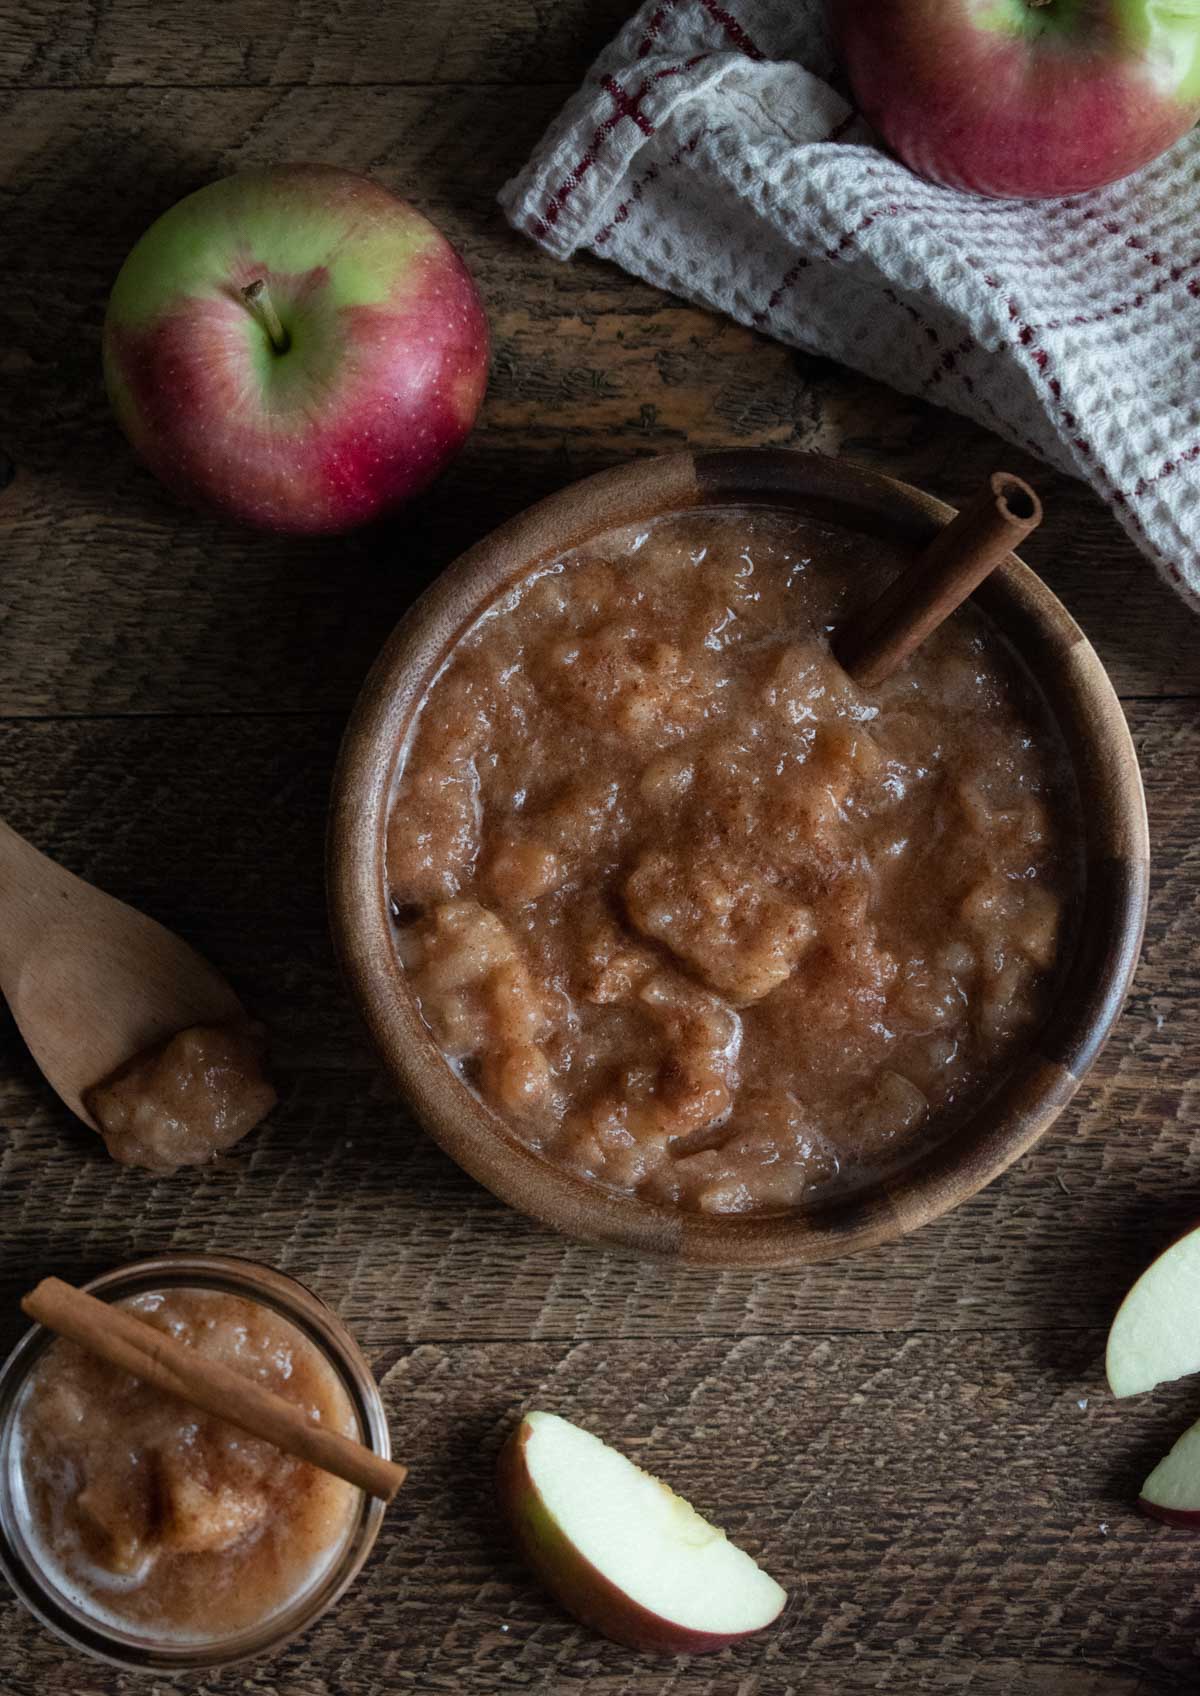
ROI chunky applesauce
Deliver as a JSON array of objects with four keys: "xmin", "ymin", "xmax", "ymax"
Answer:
[
  {"xmin": 387, "ymin": 508, "xmax": 1081, "ymax": 1214},
  {"xmin": 84, "ymin": 1021, "xmax": 277, "ymax": 1174},
  {"xmin": 12, "ymin": 1288, "xmax": 358, "ymax": 1641}
]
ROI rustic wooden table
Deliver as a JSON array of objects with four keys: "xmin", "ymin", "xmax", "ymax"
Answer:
[{"xmin": 2, "ymin": 4, "xmax": 1198, "ymax": 1692}]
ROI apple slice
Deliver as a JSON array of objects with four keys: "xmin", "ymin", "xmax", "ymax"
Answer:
[
  {"xmin": 1106, "ymin": 1225, "xmax": 1200, "ymax": 1398},
  {"xmin": 1140, "ymin": 1417, "xmax": 1200, "ymax": 1529},
  {"xmin": 496, "ymin": 1410, "xmax": 786, "ymax": 1653}
]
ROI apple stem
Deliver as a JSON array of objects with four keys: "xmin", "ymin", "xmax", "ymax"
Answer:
[{"xmin": 241, "ymin": 278, "xmax": 289, "ymax": 354}]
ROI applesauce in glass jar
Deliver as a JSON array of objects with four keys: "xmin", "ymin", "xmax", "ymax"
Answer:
[
  {"xmin": 386, "ymin": 506, "xmax": 1082, "ymax": 1215},
  {"xmin": 0, "ymin": 1256, "xmax": 389, "ymax": 1671}
]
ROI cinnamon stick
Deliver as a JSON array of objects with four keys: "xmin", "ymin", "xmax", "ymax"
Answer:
[
  {"xmin": 834, "ymin": 471, "xmax": 1042, "ymax": 690},
  {"xmin": 22, "ymin": 1277, "xmax": 406, "ymax": 1504}
]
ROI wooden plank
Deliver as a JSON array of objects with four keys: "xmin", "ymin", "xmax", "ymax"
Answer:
[
  {"xmin": 0, "ymin": 701, "xmax": 1195, "ymax": 1345},
  {"xmin": 1, "ymin": 87, "xmax": 1196, "ymax": 716},
  {"xmin": 1, "ymin": 1332, "xmax": 1194, "ymax": 1691},
  {"xmin": 2, "ymin": 0, "xmax": 631, "ymax": 88}
]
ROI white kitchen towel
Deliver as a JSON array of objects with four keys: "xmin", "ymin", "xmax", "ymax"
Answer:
[{"xmin": 500, "ymin": 0, "xmax": 1200, "ymax": 609}]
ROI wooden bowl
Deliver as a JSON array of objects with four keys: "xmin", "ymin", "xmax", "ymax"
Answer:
[{"xmin": 328, "ymin": 450, "xmax": 1149, "ymax": 1267}]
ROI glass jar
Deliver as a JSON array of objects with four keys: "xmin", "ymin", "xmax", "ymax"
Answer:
[{"xmin": 0, "ymin": 1253, "xmax": 390, "ymax": 1672}]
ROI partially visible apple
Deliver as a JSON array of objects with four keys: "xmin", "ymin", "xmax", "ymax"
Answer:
[
  {"xmin": 828, "ymin": 1, "xmax": 1200, "ymax": 199},
  {"xmin": 103, "ymin": 164, "xmax": 488, "ymax": 534},
  {"xmin": 1106, "ymin": 1223, "xmax": 1200, "ymax": 1397},
  {"xmin": 1140, "ymin": 1416, "xmax": 1200, "ymax": 1528},
  {"xmin": 496, "ymin": 1410, "xmax": 787, "ymax": 1653}
]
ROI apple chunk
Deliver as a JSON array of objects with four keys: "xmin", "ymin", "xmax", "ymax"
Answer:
[
  {"xmin": 1106, "ymin": 1225, "xmax": 1200, "ymax": 1398},
  {"xmin": 496, "ymin": 1410, "xmax": 786, "ymax": 1653},
  {"xmin": 1140, "ymin": 1418, "xmax": 1200, "ymax": 1529}
]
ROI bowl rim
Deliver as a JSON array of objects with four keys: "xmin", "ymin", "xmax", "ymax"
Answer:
[{"xmin": 328, "ymin": 448, "xmax": 1150, "ymax": 1268}]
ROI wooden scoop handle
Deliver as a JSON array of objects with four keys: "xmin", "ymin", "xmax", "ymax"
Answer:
[
  {"xmin": 0, "ymin": 818, "xmax": 66, "ymax": 995},
  {"xmin": 834, "ymin": 472, "xmax": 1042, "ymax": 690}
]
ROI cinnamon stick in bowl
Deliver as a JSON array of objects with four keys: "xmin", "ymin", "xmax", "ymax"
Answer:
[
  {"xmin": 834, "ymin": 470, "xmax": 1042, "ymax": 688},
  {"xmin": 21, "ymin": 1277, "xmax": 407, "ymax": 1503}
]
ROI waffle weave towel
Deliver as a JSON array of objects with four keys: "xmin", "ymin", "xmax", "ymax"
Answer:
[{"xmin": 500, "ymin": 0, "xmax": 1200, "ymax": 609}]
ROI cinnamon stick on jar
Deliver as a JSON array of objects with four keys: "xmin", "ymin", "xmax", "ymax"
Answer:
[{"xmin": 21, "ymin": 1277, "xmax": 406, "ymax": 1503}]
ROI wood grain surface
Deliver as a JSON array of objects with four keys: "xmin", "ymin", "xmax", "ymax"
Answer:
[{"xmin": 2, "ymin": 3, "xmax": 1198, "ymax": 1690}]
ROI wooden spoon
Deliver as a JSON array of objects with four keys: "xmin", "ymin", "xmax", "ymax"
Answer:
[
  {"xmin": 834, "ymin": 470, "xmax": 1043, "ymax": 688},
  {"xmin": 0, "ymin": 819, "xmax": 243, "ymax": 1130}
]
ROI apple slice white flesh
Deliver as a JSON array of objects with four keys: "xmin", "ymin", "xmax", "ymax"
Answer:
[
  {"xmin": 1140, "ymin": 1417, "xmax": 1200, "ymax": 1528},
  {"xmin": 1106, "ymin": 1224, "xmax": 1200, "ymax": 1397},
  {"xmin": 496, "ymin": 1410, "xmax": 786, "ymax": 1653}
]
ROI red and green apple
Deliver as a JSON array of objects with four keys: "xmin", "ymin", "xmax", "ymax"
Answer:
[
  {"xmin": 496, "ymin": 1410, "xmax": 787, "ymax": 1653},
  {"xmin": 827, "ymin": 1, "xmax": 1200, "ymax": 199},
  {"xmin": 103, "ymin": 164, "xmax": 488, "ymax": 534}
]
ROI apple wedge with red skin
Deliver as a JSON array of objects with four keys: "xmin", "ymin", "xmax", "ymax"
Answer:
[
  {"xmin": 828, "ymin": 0, "xmax": 1200, "ymax": 199},
  {"xmin": 103, "ymin": 164, "xmax": 488, "ymax": 535},
  {"xmin": 496, "ymin": 1411, "xmax": 787, "ymax": 1653},
  {"xmin": 1140, "ymin": 1418, "xmax": 1200, "ymax": 1528},
  {"xmin": 1106, "ymin": 1221, "xmax": 1200, "ymax": 1398}
]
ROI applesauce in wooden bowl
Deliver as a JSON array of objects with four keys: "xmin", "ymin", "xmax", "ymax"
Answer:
[{"xmin": 329, "ymin": 450, "xmax": 1148, "ymax": 1266}]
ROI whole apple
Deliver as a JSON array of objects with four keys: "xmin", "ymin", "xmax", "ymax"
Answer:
[
  {"xmin": 103, "ymin": 164, "xmax": 489, "ymax": 533},
  {"xmin": 828, "ymin": 0, "xmax": 1200, "ymax": 199}
]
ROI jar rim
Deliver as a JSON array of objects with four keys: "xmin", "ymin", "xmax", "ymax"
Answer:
[{"xmin": 0, "ymin": 1253, "xmax": 389, "ymax": 1672}]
